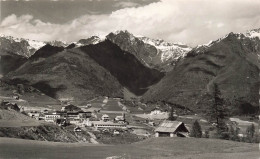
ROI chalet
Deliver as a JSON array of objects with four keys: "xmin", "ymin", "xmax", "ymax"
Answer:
[
  {"xmin": 78, "ymin": 111, "xmax": 92, "ymax": 118},
  {"xmin": 114, "ymin": 114, "xmax": 125, "ymax": 123},
  {"xmin": 150, "ymin": 107, "xmax": 163, "ymax": 115},
  {"xmin": 74, "ymin": 126, "xmax": 82, "ymax": 132},
  {"xmin": 155, "ymin": 120, "xmax": 189, "ymax": 137},
  {"xmin": 91, "ymin": 121, "xmax": 127, "ymax": 130},
  {"xmin": 67, "ymin": 112, "xmax": 80, "ymax": 119},
  {"xmin": 44, "ymin": 114, "xmax": 61, "ymax": 122},
  {"xmin": 42, "ymin": 109, "xmax": 49, "ymax": 114},
  {"xmin": 12, "ymin": 95, "xmax": 19, "ymax": 100},
  {"xmin": 113, "ymin": 130, "xmax": 120, "ymax": 135},
  {"xmin": 70, "ymin": 118, "xmax": 81, "ymax": 125},
  {"xmin": 101, "ymin": 114, "xmax": 110, "ymax": 122},
  {"xmin": 28, "ymin": 111, "xmax": 40, "ymax": 119}
]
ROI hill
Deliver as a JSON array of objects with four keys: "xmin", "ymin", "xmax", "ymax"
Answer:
[
  {"xmin": 0, "ymin": 53, "xmax": 27, "ymax": 76},
  {"xmin": 3, "ymin": 40, "xmax": 164, "ymax": 102},
  {"xmin": 143, "ymin": 32, "xmax": 260, "ymax": 115},
  {"xmin": 79, "ymin": 40, "xmax": 164, "ymax": 95}
]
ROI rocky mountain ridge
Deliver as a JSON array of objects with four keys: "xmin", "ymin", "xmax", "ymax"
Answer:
[{"xmin": 107, "ymin": 30, "xmax": 192, "ymax": 72}]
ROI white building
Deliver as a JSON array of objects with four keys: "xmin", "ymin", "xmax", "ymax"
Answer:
[
  {"xmin": 28, "ymin": 112, "xmax": 40, "ymax": 119},
  {"xmin": 101, "ymin": 114, "xmax": 110, "ymax": 121},
  {"xmin": 91, "ymin": 121, "xmax": 127, "ymax": 130},
  {"xmin": 44, "ymin": 114, "xmax": 61, "ymax": 122},
  {"xmin": 150, "ymin": 108, "xmax": 163, "ymax": 115}
]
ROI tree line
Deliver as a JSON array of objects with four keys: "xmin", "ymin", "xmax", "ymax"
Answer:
[{"xmin": 189, "ymin": 83, "xmax": 258, "ymax": 143}]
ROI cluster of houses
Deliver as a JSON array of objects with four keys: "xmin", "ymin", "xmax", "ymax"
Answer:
[
  {"xmin": 27, "ymin": 104, "xmax": 128, "ymax": 131},
  {"xmin": 28, "ymin": 105, "xmax": 92, "ymax": 127},
  {"xmin": 2, "ymin": 96, "xmax": 191, "ymax": 138}
]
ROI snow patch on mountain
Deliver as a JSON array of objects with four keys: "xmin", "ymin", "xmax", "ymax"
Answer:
[
  {"xmin": 27, "ymin": 40, "xmax": 46, "ymax": 50},
  {"xmin": 0, "ymin": 35, "xmax": 47, "ymax": 57},
  {"xmin": 137, "ymin": 36, "xmax": 191, "ymax": 62},
  {"xmin": 75, "ymin": 36, "xmax": 104, "ymax": 47},
  {"xmin": 107, "ymin": 30, "xmax": 192, "ymax": 72},
  {"xmin": 245, "ymin": 28, "xmax": 260, "ymax": 39}
]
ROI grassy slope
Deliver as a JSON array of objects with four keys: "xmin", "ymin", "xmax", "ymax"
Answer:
[
  {"xmin": 0, "ymin": 109, "xmax": 43, "ymax": 127},
  {"xmin": 80, "ymin": 40, "xmax": 165, "ymax": 95},
  {"xmin": 0, "ymin": 137, "xmax": 258, "ymax": 159},
  {"xmin": 4, "ymin": 45, "xmax": 123, "ymax": 101},
  {"xmin": 143, "ymin": 33, "xmax": 260, "ymax": 115},
  {"xmin": 4, "ymin": 40, "xmax": 164, "ymax": 102},
  {"xmin": 0, "ymin": 54, "xmax": 27, "ymax": 75},
  {"xmin": 0, "ymin": 81, "xmax": 61, "ymax": 109}
]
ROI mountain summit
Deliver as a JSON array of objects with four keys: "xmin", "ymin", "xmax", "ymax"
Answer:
[
  {"xmin": 106, "ymin": 30, "xmax": 191, "ymax": 72},
  {"xmin": 143, "ymin": 31, "xmax": 260, "ymax": 115}
]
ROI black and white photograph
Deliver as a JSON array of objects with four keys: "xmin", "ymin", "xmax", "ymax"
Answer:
[{"xmin": 0, "ymin": 0, "xmax": 259, "ymax": 158}]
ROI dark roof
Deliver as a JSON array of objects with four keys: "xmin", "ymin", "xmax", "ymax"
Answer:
[
  {"xmin": 78, "ymin": 111, "xmax": 92, "ymax": 113},
  {"xmin": 64, "ymin": 104, "xmax": 81, "ymax": 111},
  {"xmin": 67, "ymin": 112, "xmax": 79, "ymax": 115}
]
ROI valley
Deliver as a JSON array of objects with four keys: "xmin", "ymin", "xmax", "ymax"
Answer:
[{"xmin": 0, "ymin": 28, "xmax": 259, "ymax": 159}]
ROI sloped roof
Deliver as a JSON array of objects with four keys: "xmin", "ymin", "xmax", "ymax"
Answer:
[
  {"xmin": 155, "ymin": 120, "xmax": 186, "ymax": 133},
  {"xmin": 102, "ymin": 114, "xmax": 109, "ymax": 118}
]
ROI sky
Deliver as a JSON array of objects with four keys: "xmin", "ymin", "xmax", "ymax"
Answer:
[{"xmin": 1, "ymin": 0, "xmax": 260, "ymax": 46}]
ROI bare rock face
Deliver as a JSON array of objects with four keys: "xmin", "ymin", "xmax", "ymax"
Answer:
[
  {"xmin": 77, "ymin": 36, "xmax": 102, "ymax": 46},
  {"xmin": 0, "ymin": 35, "xmax": 46, "ymax": 58},
  {"xmin": 106, "ymin": 30, "xmax": 191, "ymax": 72}
]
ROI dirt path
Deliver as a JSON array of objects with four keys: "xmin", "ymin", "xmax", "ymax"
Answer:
[{"xmin": 87, "ymin": 131, "xmax": 99, "ymax": 144}]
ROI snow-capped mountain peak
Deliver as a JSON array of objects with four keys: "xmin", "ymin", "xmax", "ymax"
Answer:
[
  {"xmin": 0, "ymin": 35, "xmax": 46, "ymax": 58},
  {"xmin": 106, "ymin": 30, "xmax": 191, "ymax": 72},
  {"xmin": 137, "ymin": 36, "xmax": 191, "ymax": 62},
  {"xmin": 245, "ymin": 28, "xmax": 260, "ymax": 39},
  {"xmin": 76, "ymin": 36, "xmax": 103, "ymax": 47}
]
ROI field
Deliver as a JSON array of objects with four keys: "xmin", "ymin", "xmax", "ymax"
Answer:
[
  {"xmin": 0, "ymin": 137, "xmax": 258, "ymax": 159},
  {"xmin": 0, "ymin": 109, "xmax": 44, "ymax": 127}
]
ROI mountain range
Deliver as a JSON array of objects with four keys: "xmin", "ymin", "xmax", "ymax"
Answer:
[
  {"xmin": 0, "ymin": 29, "xmax": 259, "ymax": 115},
  {"xmin": 143, "ymin": 31, "xmax": 260, "ymax": 115}
]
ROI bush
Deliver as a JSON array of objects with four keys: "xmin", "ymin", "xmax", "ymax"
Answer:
[
  {"xmin": 246, "ymin": 124, "xmax": 256, "ymax": 143},
  {"xmin": 204, "ymin": 130, "xmax": 209, "ymax": 138},
  {"xmin": 190, "ymin": 120, "xmax": 202, "ymax": 138},
  {"xmin": 229, "ymin": 125, "xmax": 240, "ymax": 141},
  {"xmin": 219, "ymin": 132, "xmax": 230, "ymax": 140}
]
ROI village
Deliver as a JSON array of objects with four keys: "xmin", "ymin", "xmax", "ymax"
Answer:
[
  {"xmin": 0, "ymin": 95, "xmax": 195, "ymax": 140},
  {"xmin": 0, "ymin": 90, "xmax": 259, "ymax": 158},
  {"xmin": 0, "ymin": 92, "xmax": 258, "ymax": 145}
]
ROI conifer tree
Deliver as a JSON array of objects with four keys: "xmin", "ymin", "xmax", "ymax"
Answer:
[
  {"xmin": 246, "ymin": 124, "xmax": 255, "ymax": 142},
  {"xmin": 168, "ymin": 105, "xmax": 177, "ymax": 121},
  {"xmin": 210, "ymin": 83, "xmax": 228, "ymax": 135},
  {"xmin": 190, "ymin": 120, "xmax": 202, "ymax": 138}
]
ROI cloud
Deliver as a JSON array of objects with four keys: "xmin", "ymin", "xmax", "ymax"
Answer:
[
  {"xmin": 113, "ymin": 2, "xmax": 140, "ymax": 8},
  {"xmin": 1, "ymin": 0, "xmax": 260, "ymax": 46}
]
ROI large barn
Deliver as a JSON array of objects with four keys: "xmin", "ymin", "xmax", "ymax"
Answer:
[{"xmin": 155, "ymin": 120, "xmax": 189, "ymax": 137}]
